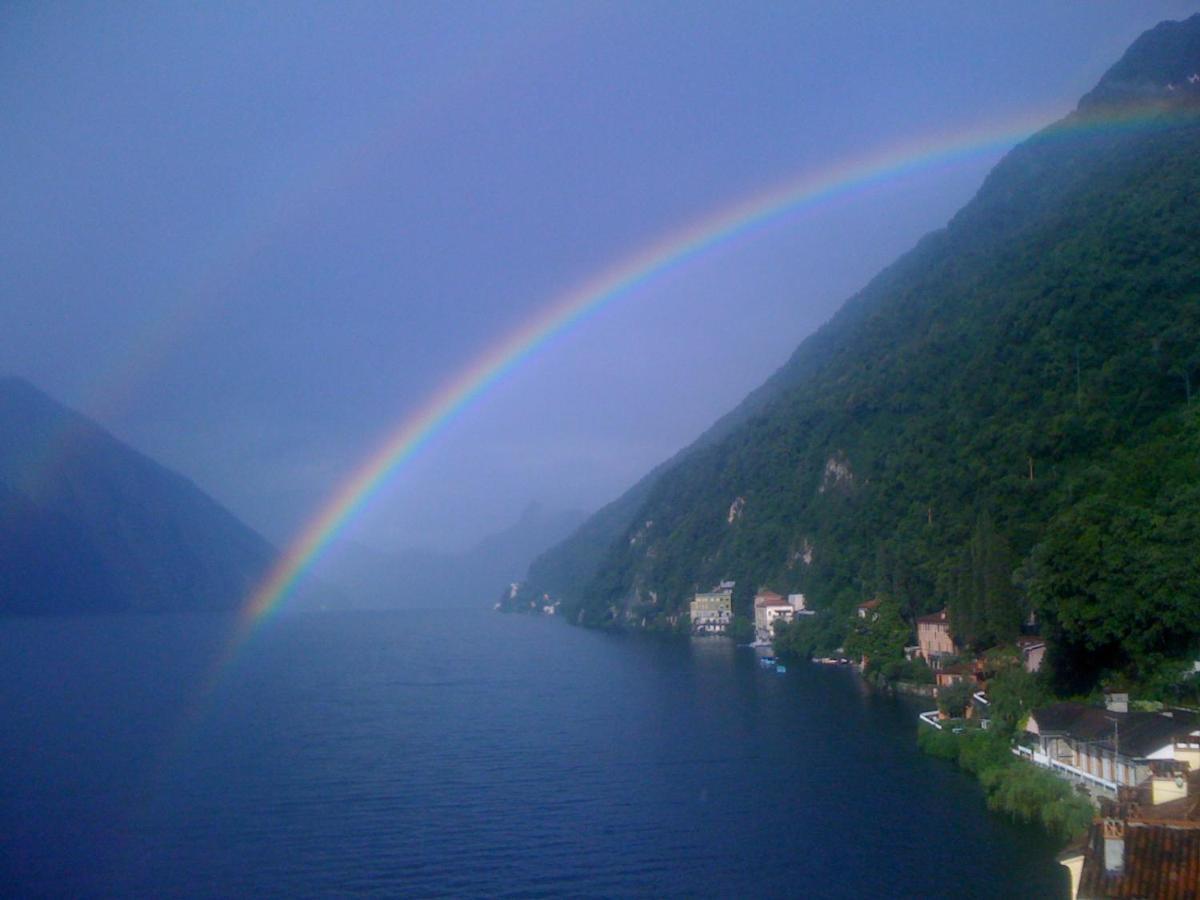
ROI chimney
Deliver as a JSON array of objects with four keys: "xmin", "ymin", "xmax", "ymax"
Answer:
[
  {"xmin": 1104, "ymin": 689, "xmax": 1129, "ymax": 713},
  {"xmin": 1103, "ymin": 818, "xmax": 1125, "ymax": 875}
]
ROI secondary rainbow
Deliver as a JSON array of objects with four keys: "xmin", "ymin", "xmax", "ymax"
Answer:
[{"xmin": 229, "ymin": 100, "xmax": 1196, "ymax": 654}]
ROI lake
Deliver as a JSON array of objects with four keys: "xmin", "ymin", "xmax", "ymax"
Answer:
[{"xmin": 0, "ymin": 608, "xmax": 1067, "ymax": 897}]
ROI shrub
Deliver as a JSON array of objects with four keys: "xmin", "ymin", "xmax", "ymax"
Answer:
[
  {"xmin": 881, "ymin": 657, "xmax": 936, "ymax": 685},
  {"xmin": 937, "ymin": 681, "xmax": 972, "ymax": 717},
  {"xmin": 956, "ymin": 730, "xmax": 1015, "ymax": 776},
  {"xmin": 726, "ymin": 616, "xmax": 755, "ymax": 643},
  {"xmin": 918, "ymin": 726, "xmax": 1092, "ymax": 842},
  {"xmin": 917, "ymin": 726, "xmax": 960, "ymax": 760},
  {"xmin": 987, "ymin": 664, "xmax": 1048, "ymax": 738}
]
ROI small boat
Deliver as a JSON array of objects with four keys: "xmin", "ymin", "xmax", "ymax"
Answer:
[{"xmin": 775, "ymin": 664, "xmax": 787, "ymax": 673}]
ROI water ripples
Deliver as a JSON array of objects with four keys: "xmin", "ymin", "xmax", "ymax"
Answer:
[{"xmin": 1, "ymin": 610, "xmax": 1067, "ymax": 897}]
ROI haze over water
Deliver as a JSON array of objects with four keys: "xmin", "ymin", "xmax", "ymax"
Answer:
[{"xmin": 1, "ymin": 608, "xmax": 1065, "ymax": 897}]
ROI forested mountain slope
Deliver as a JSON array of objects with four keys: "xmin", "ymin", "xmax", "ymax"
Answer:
[
  {"xmin": 517, "ymin": 15, "xmax": 1200, "ymax": 692},
  {"xmin": 516, "ymin": 295, "xmax": 851, "ymax": 605}
]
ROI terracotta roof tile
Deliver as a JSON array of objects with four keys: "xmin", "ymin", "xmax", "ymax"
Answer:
[
  {"xmin": 915, "ymin": 608, "xmax": 949, "ymax": 625},
  {"xmin": 1079, "ymin": 821, "xmax": 1200, "ymax": 898},
  {"xmin": 754, "ymin": 591, "xmax": 787, "ymax": 607}
]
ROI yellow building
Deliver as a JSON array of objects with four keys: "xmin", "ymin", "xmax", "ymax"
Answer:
[{"xmin": 690, "ymin": 589, "xmax": 733, "ymax": 634}]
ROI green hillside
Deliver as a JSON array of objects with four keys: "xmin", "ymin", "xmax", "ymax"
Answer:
[{"xmin": 515, "ymin": 15, "xmax": 1200, "ymax": 694}]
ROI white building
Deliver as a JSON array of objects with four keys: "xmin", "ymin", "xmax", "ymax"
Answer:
[
  {"xmin": 788, "ymin": 593, "xmax": 815, "ymax": 616},
  {"xmin": 753, "ymin": 590, "xmax": 795, "ymax": 643},
  {"xmin": 1023, "ymin": 699, "xmax": 1200, "ymax": 795}
]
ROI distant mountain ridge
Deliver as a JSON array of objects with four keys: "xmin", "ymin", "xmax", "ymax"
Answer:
[
  {"xmin": 313, "ymin": 502, "xmax": 588, "ymax": 609},
  {"xmin": 0, "ymin": 377, "xmax": 276, "ymax": 613},
  {"xmin": 513, "ymin": 15, "xmax": 1200, "ymax": 690}
]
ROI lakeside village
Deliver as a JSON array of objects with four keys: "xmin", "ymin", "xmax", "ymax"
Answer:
[
  {"xmin": 695, "ymin": 582, "xmax": 1200, "ymax": 898},
  {"xmin": 508, "ymin": 580, "xmax": 1200, "ymax": 897}
]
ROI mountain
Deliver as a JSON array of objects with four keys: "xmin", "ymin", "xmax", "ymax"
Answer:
[
  {"xmin": 313, "ymin": 502, "xmax": 588, "ymax": 609},
  {"xmin": 0, "ymin": 377, "xmax": 277, "ymax": 614},
  {"xmin": 516, "ymin": 15, "xmax": 1200, "ymax": 692},
  {"xmin": 1080, "ymin": 15, "xmax": 1200, "ymax": 110},
  {"xmin": 516, "ymin": 259, "xmax": 854, "ymax": 608}
]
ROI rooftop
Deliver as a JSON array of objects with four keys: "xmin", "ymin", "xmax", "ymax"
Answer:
[
  {"xmin": 755, "ymin": 590, "xmax": 789, "ymax": 607},
  {"xmin": 1106, "ymin": 769, "xmax": 1200, "ymax": 824},
  {"xmin": 937, "ymin": 662, "xmax": 976, "ymax": 676},
  {"xmin": 1076, "ymin": 820, "xmax": 1200, "ymax": 899},
  {"xmin": 1030, "ymin": 703, "xmax": 1200, "ymax": 759}
]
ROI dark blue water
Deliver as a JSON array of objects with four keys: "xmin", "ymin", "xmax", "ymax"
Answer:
[{"xmin": 0, "ymin": 610, "xmax": 1067, "ymax": 897}]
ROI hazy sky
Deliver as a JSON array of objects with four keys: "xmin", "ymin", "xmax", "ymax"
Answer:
[{"xmin": 3, "ymin": 2, "xmax": 1197, "ymax": 553}]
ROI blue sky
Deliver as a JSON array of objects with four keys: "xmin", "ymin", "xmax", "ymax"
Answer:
[{"xmin": 2, "ymin": 2, "xmax": 1197, "ymax": 552}]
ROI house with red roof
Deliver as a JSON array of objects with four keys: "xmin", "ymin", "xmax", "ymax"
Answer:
[
  {"xmin": 855, "ymin": 597, "xmax": 882, "ymax": 620},
  {"xmin": 1059, "ymin": 759, "xmax": 1200, "ymax": 898},
  {"xmin": 754, "ymin": 589, "xmax": 794, "ymax": 643}
]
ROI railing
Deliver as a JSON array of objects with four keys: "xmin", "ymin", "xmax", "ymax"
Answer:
[
  {"xmin": 1013, "ymin": 745, "xmax": 1118, "ymax": 792},
  {"xmin": 918, "ymin": 710, "xmax": 942, "ymax": 730}
]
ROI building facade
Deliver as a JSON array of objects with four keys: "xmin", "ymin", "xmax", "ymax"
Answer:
[
  {"xmin": 1016, "ymin": 636, "xmax": 1046, "ymax": 673},
  {"xmin": 1023, "ymin": 701, "xmax": 1200, "ymax": 795},
  {"xmin": 753, "ymin": 589, "xmax": 794, "ymax": 642},
  {"xmin": 690, "ymin": 589, "xmax": 733, "ymax": 634},
  {"xmin": 787, "ymin": 593, "xmax": 814, "ymax": 616},
  {"xmin": 916, "ymin": 608, "xmax": 958, "ymax": 665}
]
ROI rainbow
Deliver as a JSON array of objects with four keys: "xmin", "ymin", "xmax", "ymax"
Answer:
[{"xmin": 224, "ymin": 99, "xmax": 1197, "ymax": 658}]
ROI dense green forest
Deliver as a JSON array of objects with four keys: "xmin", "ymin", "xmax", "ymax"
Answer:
[{"xmin": 510, "ymin": 16, "xmax": 1200, "ymax": 696}]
